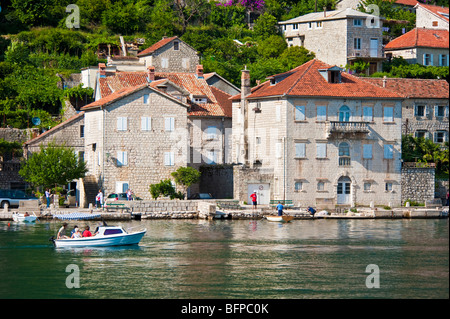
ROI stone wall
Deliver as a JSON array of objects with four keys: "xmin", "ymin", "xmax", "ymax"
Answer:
[
  {"xmin": 401, "ymin": 165, "xmax": 435, "ymax": 204},
  {"xmin": 130, "ymin": 200, "xmax": 198, "ymax": 214}
]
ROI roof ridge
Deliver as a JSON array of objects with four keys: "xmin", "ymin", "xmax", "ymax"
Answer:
[{"xmin": 285, "ymin": 59, "xmax": 318, "ymax": 96}]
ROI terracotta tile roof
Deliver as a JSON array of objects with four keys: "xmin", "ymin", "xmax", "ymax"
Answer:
[
  {"xmin": 81, "ymin": 85, "xmax": 147, "ymax": 110},
  {"xmin": 385, "ymin": 28, "xmax": 449, "ymax": 50},
  {"xmin": 232, "ymin": 59, "xmax": 403, "ymax": 100},
  {"xmin": 24, "ymin": 111, "xmax": 85, "ymax": 145},
  {"xmin": 94, "ymin": 71, "xmax": 232, "ymax": 117},
  {"xmin": 362, "ymin": 77, "xmax": 449, "ymax": 99},
  {"xmin": 395, "ymin": 0, "xmax": 418, "ymax": 7},
  {"xmin": 415, "ymin": 3, "xmax": 449, "ymax": 22},
  {"xmin": 137, "ymin": 36, "xmax": 178, "ymax": 57}
]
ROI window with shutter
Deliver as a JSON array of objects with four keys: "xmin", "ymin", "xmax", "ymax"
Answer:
[
  {"xmin": 141, "ymin": 117, "xmax": 151, "ymax": 131},
  {"xmin": 165, "ymin": 117, "xmax": 175, "ymax": 131},
  {"xmin": 295, "ymin": 105, "xmax": 305, "ymax": 121},
  {"xmin": 117, "ymin": 117, "xmax": 127, "ymax": 131}
]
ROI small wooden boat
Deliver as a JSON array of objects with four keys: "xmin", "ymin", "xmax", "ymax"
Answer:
[
  {"xmin": 265, "ymin": 215, "xmax": 294, "ymax": 223},
  {"xmin": 12, "ymin": 212, "xmax": 38, "ymax": 223}
]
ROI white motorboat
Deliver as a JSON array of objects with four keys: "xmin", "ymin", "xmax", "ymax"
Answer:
[
  {"xmin": 12, "ymin": 212, "xmax": 38, "ymax": 223},
  {"xmin": 51, "ymin": 225, "xmax": 146, "ymax": 248},
  {"xmin": 265, "ymin": 215, "xmax": 294, "ymax": 223}
]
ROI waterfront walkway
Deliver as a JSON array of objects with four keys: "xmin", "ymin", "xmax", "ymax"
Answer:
[{"xmin": 0, "ymin": 204, "xmax": 448, "ymax": 221}]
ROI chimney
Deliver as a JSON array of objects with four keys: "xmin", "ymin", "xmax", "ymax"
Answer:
[
  {"xmin": 147, "ymin": 66, "xmax": 155, "ymax": 82},
  {"xmin": 98, "ymin": 63, "xmax": 106, "ymax": 78},
  {"xmin": 241, "ymin": 66, "xmax": 251, "ymax": 100},
  {"xmin": 382, "ymin": 75, "xmax": 387, "ymax": 88},
  {"xmin": 196, "ymin": 65, "xmax": 204, "ymax": 79}
]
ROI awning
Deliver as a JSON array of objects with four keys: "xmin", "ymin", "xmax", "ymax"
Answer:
[{"xmin": 54, "ymin": 212, "xmax": 102, "ymax": 220}]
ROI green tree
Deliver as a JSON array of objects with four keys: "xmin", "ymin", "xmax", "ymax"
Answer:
[
  {"xmin": 171, "ymin": 166, "xmax": 201, "ymax": 198},
  {"xmin": 19, "ymin": 143, "xmax": 88, "ymax": 189},
  {"xmin": 149, "ymin": 179, "xmax": 183, "ymax": 199},
  {"xmin": 279, "ymin": 45, "xmax": 315, "ymax": 70},
  {"xmin": 253, "ymin": 12, "xmax": 279, "ymax": 38}
]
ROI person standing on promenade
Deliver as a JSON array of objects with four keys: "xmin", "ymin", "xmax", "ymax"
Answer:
[
  {"xmin": 45, "ymin": 189, "xmax": 51, "ymax": 208},
  {"xmin": 250, "ymin": 191, "xmax": 257, "ymax": 210},
  {"xmin": 95, "ymin": 190, "xmax": 103, "ymax": 209}
]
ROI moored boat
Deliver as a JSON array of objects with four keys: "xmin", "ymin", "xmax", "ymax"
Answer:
[
  {"xmin": 12, "ymin": 212, "xmax": 38, "ymax": 223},
  {"xmin": 265, "ymin": 215, "xmax": 294, "ymax": 223}
]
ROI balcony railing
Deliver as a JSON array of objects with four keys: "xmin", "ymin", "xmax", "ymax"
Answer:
[
  {"xmin": 327, "ymin": 121, "xmax": 369, "ymax": 137},
  {"xmin": 339, "ymin": 156, "xmax": 351, "ymax": 167}
]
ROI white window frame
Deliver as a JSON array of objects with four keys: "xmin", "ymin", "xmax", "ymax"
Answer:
[
  {"xmin": 316, "ymin": 143, "xmax": 327, "ymax": 158},
  {"xmin": 206, "ymin": 126, "xmax": 218, "ymax": 140},
  {"xmin": 295, "ymin": 105, "xmax": 306, "ymax": 121},
  {"xmin": 383, "ymin": 107, "xmax": 394, "ymax": 122},
  {"xmin": 363, "ymin": 144, "xmax": 373, "ymax": 159},
  {"xmin": 316, "ymin": 105, "xmax": 327, "ymax": 121},
  {"xmin": 117, "ymin": 151, "xmax": 128, "ymax": 167},
  {"xmin": 294, "ymin": 181, "xmax": 303, "ymax": 192},
  {"xmin": 295, "ymin": 142, "xmax": 306, "ymax": 158},
  {"xmin": 164, "ymin": 152, "xmax": 174, "ymax": 166},
  {"xmin": 362, "ymin": 106, "xmax": 373, "ymax": 122},
  {"xmin": 141, "ymin": 117, "xmax": 152, "ymax": 131},
  {"xmin": 384, "ymin": 144, "xmax": 394, "ymax": 159},
  {"xmin": 143, "ymin": 94, "xmax": 149, "ymax": 104},
  {"xmin": 117, "ymin": 117, "xmax": 127, "ymax": 131},
  {"xmin": 165, "ymin": 117, "xmax": 175, "ymax": 132}
]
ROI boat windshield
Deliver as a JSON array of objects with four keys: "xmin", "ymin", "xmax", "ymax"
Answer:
[{"xmin": 104, "ymin": 229, "xmax": 123, "ymax": 235}]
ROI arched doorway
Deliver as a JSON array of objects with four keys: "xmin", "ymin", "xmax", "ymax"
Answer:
[{"xmin": 337, "ymin": 176, "xmax": 351, "ymax": 204}]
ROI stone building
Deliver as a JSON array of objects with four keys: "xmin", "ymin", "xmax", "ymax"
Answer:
[
  {"xmin": 80, "ymin": 65, "xmax": 234, "ymax": 200},
  {"xmin": 231, "ymin": 59, "xmax": 404, "ymax": 208},
  {"xmin": 384, "ymin": 28, "xmax": 449, "ymax": 66},
  {"xmin": 415, "ymin": 3, "xmax": 449, "ymax": 31},
  {"xmin": 22, "ymin": 112, "xmax": 86, "ymax": 205},
  {"xmin": 137, "ymin": 36, "xmax": 200, "ymax": 73},
  {"xmin": 363, "ymin": 77, "xmax": 449, "ymax": 142},
  {"xmin": 279, "ymin": 8, "xmax": 384, "ymax": 74}
]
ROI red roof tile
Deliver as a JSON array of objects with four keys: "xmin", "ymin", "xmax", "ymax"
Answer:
[
  {"xmin": 385, "ymin": 28, "xmax": 449, "ymax": 50},
  {"xmin": 234, "ymin": 59, "xmax": 403, "ymax": 100},
  {"xmin": 416, "ymin": 3, "xmax": 449, "ymax": 22},
  {"xmin": 137, "ymin": 36, "xmax": 178, "ymax": 57},
  {"xmin": 395, "ymin": 0, "xmax": 418, "ymax": 7},
  {"xmin": 362, "ymin": 77, "xmax": 449, "ymax": 99},
  {"xmin": 93, "ymin": 71, "xmax": 232, "ymax": 117}
]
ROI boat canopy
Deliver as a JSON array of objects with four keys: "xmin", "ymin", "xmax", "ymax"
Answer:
[{"xmin": 54, "ymin": 212, "xmax": 102, "ymax": 220}]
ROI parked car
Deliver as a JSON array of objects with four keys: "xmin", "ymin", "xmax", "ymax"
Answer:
[
  {"xmin": 105, "ymin": 193, "xmax": 142, "ymax": 203},
  {"xmin": 188, "ymin": 193, "xmax": 214, "ymax": 200},
  {"xmin": 0, "ymin": 189, "xmax": 38, "ymax": 208}
]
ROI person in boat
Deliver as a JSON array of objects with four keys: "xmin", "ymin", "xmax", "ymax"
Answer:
[
  {"xmin": 276, "ymin": 201, "xmax": 284, "ymax": 216},
  {"xmin": 82, "ymin": 226, "xmax": 92, "ymax": 237},
  {"xmin": 71, "ymin": 227, "xmax": 82, "ymax": 238},
  {"xmin": 70, "ymin": 225, "xmax": 78, "ymax": 237},
  {"xmin": 57, "ymin": 223, "xmax": 69, "ymax": 239}
]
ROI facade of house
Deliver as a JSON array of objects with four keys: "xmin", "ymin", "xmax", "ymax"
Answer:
[
  {"xmin": 364, "ymin": 77, "xmax": 449, "ymax": 142},
  {"xmin": 231, "ymin": 59, "xmax": 404, "ymax": 209},
  {"xmin": 415, "ymin": 3, "xmax": 449, "ymax": 30},
  {"xmin": 80, "ymin": 84, "xmax": 190, "ymax": 200},
  {"xmin": 279, "ymin": 8, "xmax": 384, "ymax": 74},
  {"xmin": 137, "ymin": 36, "xmax": 200, "ymax": 73},
  {"xmin": 384, "ymin": 28, "xmax": 449, "ymax": 66},
  {"xmin": 77, "ymin": 64, "xmax": 234, "ymax": 200}
]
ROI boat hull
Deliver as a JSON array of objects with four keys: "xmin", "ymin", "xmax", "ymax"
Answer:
[
  {"xmin": 266, "ymin": 215, "xmax": 294, "ymax": 223},
  {"xmin": 53, "ymin": 230, "xmax": 146, "ymax": 248},
  {"xmin": 13, "ymin": 214, "xmax": 37, "ymax": 223}
]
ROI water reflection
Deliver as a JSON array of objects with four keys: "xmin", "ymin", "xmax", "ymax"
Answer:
[{"xmin": 0, "ymin": 219, "xmax": 448, "ymax": 299}]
